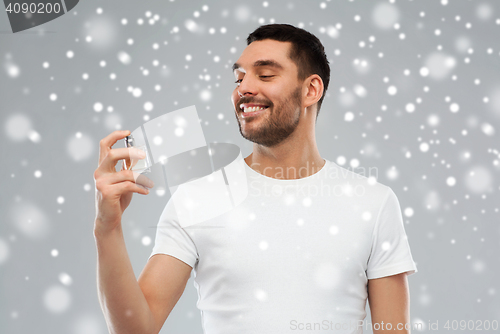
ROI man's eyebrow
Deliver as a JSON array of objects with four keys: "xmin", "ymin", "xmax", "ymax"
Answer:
[{"xmin": 232, "ymin": 59, "xmax": 284, "ymax": 72}]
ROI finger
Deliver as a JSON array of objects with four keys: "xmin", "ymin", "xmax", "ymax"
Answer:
[
  {"xmin": 119, "ymin": 152, "xmax": 145, "ymax": 173},
  {"xmin": 98, "ymin": 130, "xmax": 131, "ymax": 166},
  {"xmin": 103, "ymin": 169, "xmax": 155, "ymax": 189},
  {"xmin": 102, "ymin": 147, "xmax": 147, "ymax": 173},
  {"xmin": 128, "ymin": 156, "xmax": 139, "ymax": 170},
  {"xmin": 108, "ymin": 180, "xmax": 150, "ymax": 196},
  {"xmin": 120, "ymin": 154, "xmax": 139, "ymax": 172},
  {"xmin": 134, "ymin": 172, "xmax": 155, "ymax": 189}
]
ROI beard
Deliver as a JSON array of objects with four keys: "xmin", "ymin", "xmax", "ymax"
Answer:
[{"xmin": 236, "ymin": 86, "xmax": 302, "ymax": 147}]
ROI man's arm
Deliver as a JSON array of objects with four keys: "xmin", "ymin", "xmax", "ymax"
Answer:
[
  {"xmin": 95, "ymin": 224, "xmax": 192, "ymax": 334},
  {"xmin": 367, "ymin": 272, "xmax": 411, "ymax": 334},
  {"xmin": 138, "ymin": 253, "xmax": 193, "ymax": 334}
]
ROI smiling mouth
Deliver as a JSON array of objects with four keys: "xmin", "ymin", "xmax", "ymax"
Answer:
[
  {"xmin": 239, "ymin": 106, "xmax": 269, "ymax": 118},
  {"xmin": 241, "ymin": 106, "xmax": 269, "ymax": 113}
]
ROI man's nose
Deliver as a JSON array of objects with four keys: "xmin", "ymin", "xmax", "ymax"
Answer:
[{"xmin": 237, "ymin": 76, "xmax": 258, "ymax": 96}]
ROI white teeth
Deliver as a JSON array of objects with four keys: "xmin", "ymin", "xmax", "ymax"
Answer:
[{"xmin": 243, "ymin": 106, "xmax": 267, "ymax": 112}]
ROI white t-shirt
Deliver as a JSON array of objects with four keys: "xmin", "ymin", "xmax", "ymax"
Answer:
[{"xmin": 149, "ymin": 159, "xmax": 418, "ymax": 334}]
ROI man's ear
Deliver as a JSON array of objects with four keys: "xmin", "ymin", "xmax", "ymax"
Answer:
[{"xmin": 303, "ymin": 74, "xmax": 324, "ymax": 110}]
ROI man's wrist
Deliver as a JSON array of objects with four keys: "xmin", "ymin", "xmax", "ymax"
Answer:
[{"xmin": 93, "ymin": 218, "xmax": 123, "ymax": 240}]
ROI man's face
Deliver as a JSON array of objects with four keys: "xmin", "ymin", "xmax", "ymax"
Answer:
[{"xmin": 231, "ymin": 39, "xmax": 303, "ymax": 147}]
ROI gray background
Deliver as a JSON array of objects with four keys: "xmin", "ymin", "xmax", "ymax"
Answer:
[{"xmin": 1, "ymin": 0, "xmax": 500, "ymax": 333}]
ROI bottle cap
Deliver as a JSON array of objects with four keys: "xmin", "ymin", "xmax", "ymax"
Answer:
[{"xmin": 125, "ymin": 135, "xmax": 134, "ymax": 147}]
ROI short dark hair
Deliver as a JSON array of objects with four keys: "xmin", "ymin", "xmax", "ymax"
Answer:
[{"xmin": 246, "ymin": 24, "xmax": 330, "ymax": 117}]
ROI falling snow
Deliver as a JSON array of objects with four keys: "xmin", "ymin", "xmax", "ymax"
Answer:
[{"xmin": 2, "ymin": 1, "xmax": 500, "ymax": 333}]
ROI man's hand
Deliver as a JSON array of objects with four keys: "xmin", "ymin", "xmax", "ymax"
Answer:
[{"xmin": 93, "ymin": 130, "xmax": 154, "ymax": 235}]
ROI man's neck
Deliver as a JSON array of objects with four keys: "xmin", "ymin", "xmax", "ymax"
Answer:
[{"xmin": 244, "ymin": 131, "xmax": 325, "ymax": 180}]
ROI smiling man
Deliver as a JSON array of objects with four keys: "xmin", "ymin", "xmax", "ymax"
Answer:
[
  {"xmin": 95, "ymin": 24, "xmax": 418, "ymax": 334},
  {"xmin": 232, "ymin": 27, "xmax": 327, "ymax": 174}
]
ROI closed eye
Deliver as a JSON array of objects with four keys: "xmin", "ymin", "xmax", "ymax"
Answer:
[{"xmin": 235, "ymin": 75, "xmax": 275, "ymax": 84}]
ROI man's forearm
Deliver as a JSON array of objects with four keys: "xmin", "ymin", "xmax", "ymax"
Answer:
[{"xmin": 94, "ymin": 222, "xmax": 155, "ymax": 334}]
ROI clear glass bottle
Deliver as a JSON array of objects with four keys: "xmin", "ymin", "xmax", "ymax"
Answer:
[{"xmin": 123, "ymin": 134, "xmax": 152, "ymax": 174}]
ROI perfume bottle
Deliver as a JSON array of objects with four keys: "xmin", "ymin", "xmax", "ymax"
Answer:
[{"xmin": 123, "ymin": 134, "xmax": 152, "ymax": 174}]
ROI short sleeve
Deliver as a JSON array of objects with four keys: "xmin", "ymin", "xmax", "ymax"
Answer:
[
  {"xmin": 149, "ymin": 196, "xmax": 199, "ymax": 268},
  {"xmin": 366, "ymin": 187, "xmax": 418, "ymax": 279}
]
